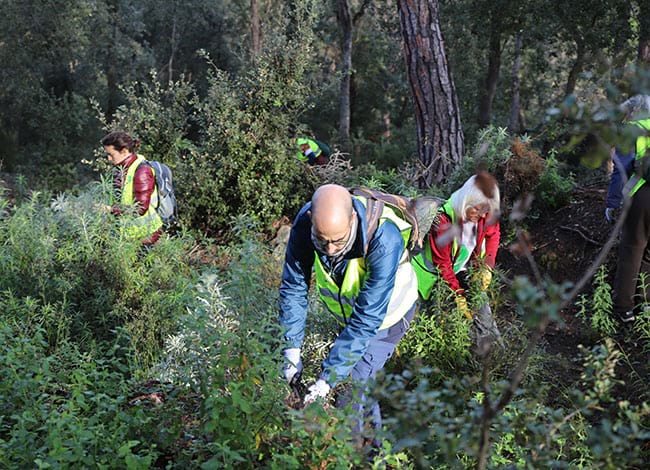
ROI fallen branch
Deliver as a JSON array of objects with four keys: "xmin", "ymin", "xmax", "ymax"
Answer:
[{"xmin": 559, "ymin": 225, "xmax": 602, "ymax": 246}]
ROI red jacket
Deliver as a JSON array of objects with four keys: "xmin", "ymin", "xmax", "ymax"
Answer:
[
  {"xmin": 112, "ymin": 153, "xmax": 161, "ymax": 244},
  {"xmin": 428, "ymin": 213, "xmax": 500, "ymax": 293}
]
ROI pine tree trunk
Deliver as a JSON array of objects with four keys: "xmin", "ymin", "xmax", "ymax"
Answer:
[{"xmin": 397, "ymin": 0, "xmax": 464, "ymax": 188}]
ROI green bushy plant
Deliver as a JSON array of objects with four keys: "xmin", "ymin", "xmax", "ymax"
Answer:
[
  {"xmin": 0, "ymin": 320, "xmax": 162, "ymax": 468},
  {"xmin": 535, "ymin": 151, "xmax": 575, "ymax": 210},
  {"xmin": 377, "ymin": 339, "xmax": 649, "ymax": 468},
  {"xmin": 0, "ymin": 182, "xmax": 195, "ymax": 369},
  {"xmin": 397, "ymin": 280, "xmax": 472, "ymax": 373},
  {"xmin": 576, "ymin": 265, "xmax": 616, "ymax": 337},
  {"xmin": 156, "ymin": 231, "xmax": 369, "ymax": 467}
]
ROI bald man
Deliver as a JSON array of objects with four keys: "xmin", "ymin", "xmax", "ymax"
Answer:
[{"xmin": 279, "ymin": 184, "xmax": 418, "ymax": 436}]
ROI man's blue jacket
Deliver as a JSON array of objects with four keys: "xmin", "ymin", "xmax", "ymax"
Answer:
[{"xmin": 279, "ymin": 197, "xmax": 409, "ymax": 386}]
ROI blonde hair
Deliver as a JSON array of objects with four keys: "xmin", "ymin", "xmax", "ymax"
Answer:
[{"xmin": 448, "ymin": 171, "xmax": 500, "ymax": 221}]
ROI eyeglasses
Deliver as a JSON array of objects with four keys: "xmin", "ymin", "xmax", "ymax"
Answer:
[
  {"xmin": 468, "ymin": 204, "xmax": 490, "ymax": 217},
  {"xmin": 310, "ymin": 228, "xmax": 351, "ymax": 251}
]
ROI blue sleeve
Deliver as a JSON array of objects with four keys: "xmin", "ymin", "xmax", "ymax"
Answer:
[
  {"xmin": 319, "ymin": 220, "xmax": 405, "ymax": 386},
  {"xmin": 278, "ymin": 204, "xmax": 314, "ymax": 349},
  {"xmin": 607, "ymin": 148, "xmax": 635, "ymax": 208}
]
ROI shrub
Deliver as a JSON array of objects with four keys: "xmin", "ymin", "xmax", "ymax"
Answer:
[
  {"xmin": 0, "ymin": 182, "xmax": 195, "ymax": 368},
  {"xmin": 535, "ymin": 151, "xmax": 575, "ymax": 210},
  {"xmin": 0, "ymin": 320, "xmax": 161, "ymax": 468},
  {"xmin": 576, "ymin": 265, "xmax": 616, "ymax": 337}
]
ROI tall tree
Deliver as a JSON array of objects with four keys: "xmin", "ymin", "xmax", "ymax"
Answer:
[
  {"xmin": 509, "ymin": 31, "xmax": 523, "ymax": 133},
  {"xmin": 552, "ymin": 0, "xmax": 633, "ymax": 97},
  {"xmin": 337, "ymin": 0, "xmax": 372, "ymax": 151},
  {"xmin": 477, "ymin": 15, "xmax": 505, "ymax": 128},
  {"xmin": 638, "ymin": 0, "xmax": 650, "ymax": 64},
  {"xmin": 250, "ymin": 0, "xmax": 262, "ymax": 57},
  {"xmin": 397, "ymin": 0, "xmax": 464, "ymax": 187}
]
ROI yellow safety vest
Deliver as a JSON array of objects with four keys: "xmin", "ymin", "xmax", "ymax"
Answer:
[
  {"xmin": 295, "ymin": 138, "xmax": 322, "ymax": 162},
  {"xmin": 629, "ymin": 119, "xmax": 650, "ymax": 196},
  {"xmin": 313, "ymin": 197, "xmax": 418, "ymax": 331},
  {"xmin": 411, "ymin": 200, "xmax": 487, "ymax": 300},
  {"xmin": 120, "ymin": 154, "xmax": 163, "ymax": 240}
]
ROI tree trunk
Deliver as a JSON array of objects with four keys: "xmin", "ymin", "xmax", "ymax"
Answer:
[
  {"xmin": 336, "ymin": 0, "xmax": 371, "ymax": 153},
  {"xmin": 250, "ymin": 0, "xmax": 262, "ymax": 57},
  {"xmin": 565, "ymin": 40, "xmax": 586, "ymax": 96},
  {"xmin": 478, "ymin": 23, "xmax": 503, "ymax": 128},
  {"xmin": 105, "ymin": 23, "xmax": 119, "ymax": 120},
  {"xmin": 638, "ymin": 0, "xmax": 650, "ymax": 64},
  {"xmin": 168, "ymin": 16, "xmax": 177, "ymax": 86},
  {"xmin": 508, "ymin": 32, "xmax": 523, "ymax": 134},
  {"xmin": 397, "ymin": 0, "xmax": 464, "ymax": 188},
  {"xmin": 337, "ymin": 0, "xmax": 353, "ymax": 151}
]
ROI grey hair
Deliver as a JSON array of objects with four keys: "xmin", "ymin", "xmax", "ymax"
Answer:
[
  {"xmin": 448, "ymin": 174, "xmax": 500, "ymax": 221},
  {"xmin": 620, "ymin": 95, "xmax": 650, "ymax": 121}
]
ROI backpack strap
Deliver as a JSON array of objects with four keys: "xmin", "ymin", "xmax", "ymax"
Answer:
[{"xmin": 351, "ymin": 187, "xmax": 383, "ymax": 256}]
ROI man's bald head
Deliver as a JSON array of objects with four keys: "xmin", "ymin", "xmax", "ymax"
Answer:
[{"xmin": 310, "ymin": 185, "xmax": 356, "ymax": 254}]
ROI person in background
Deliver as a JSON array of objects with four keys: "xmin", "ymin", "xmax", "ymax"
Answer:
[
  {"xmin": 411, "ymin": 171, "xmax": 503, "ymax": 351},
  {"xmin": 279, "ymin": 183, "xmax": 418, "ymax": 440},
  {"xmin": 101, "ymin": 130, "xmax": 163, "ymax": 247},
  {"xmin": 609, "ymin": 95, "xmax": 650, "ymax": 324},
  {"xmin": 295, "ymin": 137, "xmax": 329, "ymax": 166}
]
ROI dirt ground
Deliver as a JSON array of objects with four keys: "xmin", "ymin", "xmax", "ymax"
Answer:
[{"xmin": 497, "ymin": 180, "xmax": 649, "ymax": 405}]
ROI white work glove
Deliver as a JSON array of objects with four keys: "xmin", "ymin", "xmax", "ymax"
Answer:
[
  {"xmin": 281, "ymin": 348, "xmax": 303, "ymax": 384},
  {"xmin": 605, "ymin": 207, "xmax": 619, "ymax": 225},
  {"xmin": 303, "ymin": 379, "xmax": 331, "ymax": 405}
]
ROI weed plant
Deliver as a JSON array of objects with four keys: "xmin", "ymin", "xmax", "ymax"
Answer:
[
  {"xmin": 377, "ymin": 339, "xmax": 649, "ymax": 468},
  {"xmin": 576, "ymin": 265, "xmax": 617, "ymax": 337},
  {"xmin": 0, "ymin": 181, "xmax": 195, "ymax": 368}
]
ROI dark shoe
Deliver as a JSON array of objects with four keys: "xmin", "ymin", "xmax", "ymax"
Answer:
[{"xmin": 618, "ymin": 310, "xmax": 635, "ymax": 323}]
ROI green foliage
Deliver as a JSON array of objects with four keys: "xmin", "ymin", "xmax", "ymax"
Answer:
[
  {"xmin": 398, "ymin": 282, "xmax": 472, "ymax": 373},
  {"xmin": 576, "ymin": 265, "xmax": 616, "ymax": 337},
  {"xmin": 0, "ymin": 321, "xmax": 161, "ymax": 467},
  {"xmin": 0, "ymin": 182, "xmax": 195, "ymax": 368},
  {"xmin": 378, "ymin": 339, "xmax": 649, "ymax": 468},
  {"xmin": 444, "ymin": 126, "xmax": 513, "ymax": 195},
  {"xmin": 535, "ymin": 152, "xmax": 576, "ymax": 210},
  {"xmin": 443, "ymin": 126, "xmax": 575, "ymax": 213},
  {"xmin": 100, "ymin": 11, "xmax": 322, "ymax": 236}
]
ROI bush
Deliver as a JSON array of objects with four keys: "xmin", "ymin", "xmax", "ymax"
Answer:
[
  {"xmin": 0, "ymin": 182, "xmax": 195, "ymax": 368},
  {"xmin": 0, "ymin": 321, "xmax": 161, "ymax": 468},
  {"xmin": 535, "ymin": 151, "xmax": 575, "ymax": 210}
]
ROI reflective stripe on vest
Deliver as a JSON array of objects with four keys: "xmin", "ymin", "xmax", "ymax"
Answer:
[
  {"xmin": 295, "ymin": 138, "xmax": 322, "ymax": 162},
  {"xmin": 629, "ymin": 119, "xmax": 650, "ymax": 197},
  {"xmin": 121, "ymin": 154, "xmax": 163, "ymax": 240},
  {"xmin": 411, "ymin": 200, "xmax": 486, "ymax": 300},
  {"xmin": 313, "ymin": 197, "xmax": 418, "ymax": 331}
]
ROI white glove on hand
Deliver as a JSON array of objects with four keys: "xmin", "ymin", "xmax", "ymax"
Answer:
[
  {"xmin": 605, "ymin": 207, "xmax": 619, "ymax": 225},
  {"xmin": 303, "ymin": 379, "xmax": 331, "ymax": 404},
  {"xmin": 281, "ymin": 348, "xmax": 302, "ymax": 383}
]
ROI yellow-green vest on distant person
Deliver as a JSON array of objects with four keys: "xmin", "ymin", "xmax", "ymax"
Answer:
[
  {"xmin": 312, "ymin": 196, "xmax": 418, "ymax": 331},
  {"xmin": 120, "ymin": 154, "xmax": 163, "ymax": 240},
  {"xmin": 629, "ymin": 118, "xmax": 650, "ymax": 196},
  {"xmin": 295, "ymin": 138, "xmax": 322, "ymax": 162}
]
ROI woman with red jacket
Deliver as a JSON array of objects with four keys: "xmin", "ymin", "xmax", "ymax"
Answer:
[
  {"xmin": 412, "ymin": 171, "xmax": 503, "ymax": 350},
  {"xmin": 101, "ymin": 131, "xmax": 163, "ymax": 247}
]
